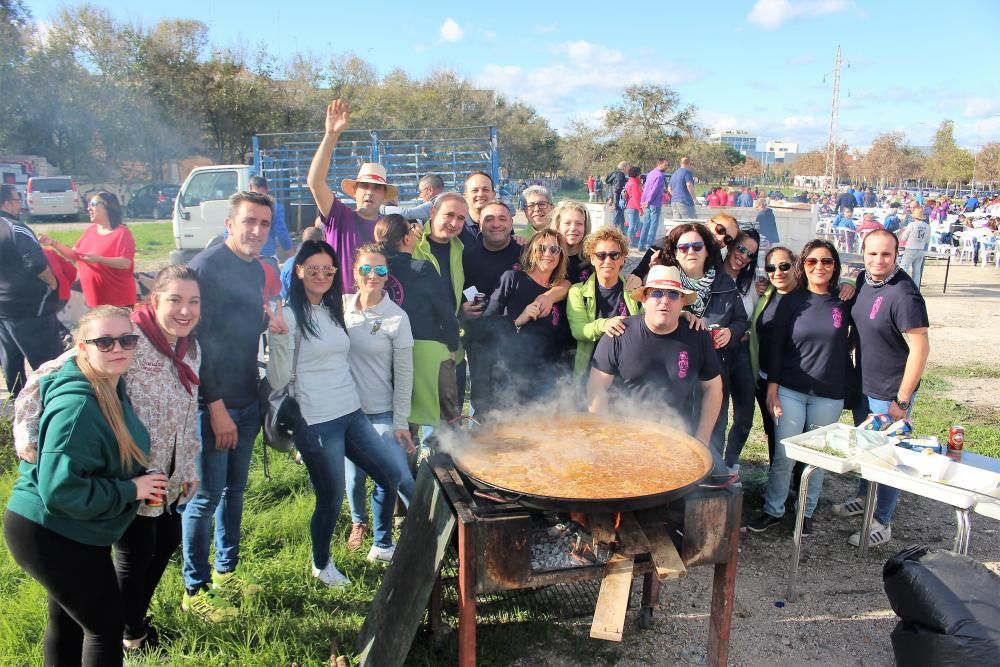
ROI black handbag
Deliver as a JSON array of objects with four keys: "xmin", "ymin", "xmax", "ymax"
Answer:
[{"xmin": 259, "ymin": 330, "xmax": 302, "ymax": 453}]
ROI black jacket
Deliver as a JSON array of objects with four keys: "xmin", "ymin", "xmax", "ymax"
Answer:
[
  {"xmin": 701, "ymin": 271, "xmax": 749, "ymax": 366},
  {"xmin": 386, "ymin": 252, "xmax": 460, "ymax": 351},
  {"xmin": 0, "ymin": 213, "xmax": 59, "ymax": 318},
  {"xmin": 605, "ymin": 170, "xmax": 627, "ymax": 202}
]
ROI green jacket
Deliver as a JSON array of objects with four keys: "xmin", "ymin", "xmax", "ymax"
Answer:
[
  {"xmin": 749, "ymin": 284, "xmax": 778, "ymax": 381},
  {"xmin": 567, "ymin": 274, "xmax": 641, "ymax": 377},
  {"xmin": 7, "ymin": 358, "xmax": 150, "ymax": 546}
]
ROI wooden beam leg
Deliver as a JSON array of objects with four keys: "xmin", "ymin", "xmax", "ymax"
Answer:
[
  {"xmin": 457, "ymin": 519, "xmax": 477, "ymax": 667},
  {"xmin": 641, "ymin": 571, "xmax": 661, "ymax": 611},
  {"xmin": 428, "ymin": 574, "xmax": 443, "ymax": 635},
  {"xmin": 707, "ymin": 493, "xmax": 742, "ymax": 667}
]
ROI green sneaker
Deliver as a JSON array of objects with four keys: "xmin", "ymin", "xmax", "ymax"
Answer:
[
  {"xmin": 181, "ymin": 589, "xmax": 238, "ymax": 623},
  {"xmin": 211, "ymin": 564, "xmax": 262, "ymax": 597}
]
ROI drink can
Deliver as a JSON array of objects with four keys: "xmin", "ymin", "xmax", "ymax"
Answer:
[
  {"xmin": 145, "ymin": 468, "xmax": 165, "ymax": 507},
  {"xmin": 707, "ymin": 324, "xmax": 724, "ymax": 349},
  {"xmin": 859, "ymin": 413, "xmax": 891, "ymax": 431},
  {"xmin": 474, "ymin": 292, "xmax": 486, "ymax": 305},
  {"xmin": 948, "ymin": 425, "xmax": 965, "ymax": 459}
]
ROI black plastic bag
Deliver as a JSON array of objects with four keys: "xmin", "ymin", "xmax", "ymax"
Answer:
[{"xmin": 883, "ymin": 545, "xmax": 1000, "ymax": 666}]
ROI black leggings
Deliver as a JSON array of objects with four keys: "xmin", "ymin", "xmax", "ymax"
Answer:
[
  {"xmin": 4, "ymin": 510, "xmax": 123, "ymax": 666},
  {"xmin": 114, "ymin": 507, "xmax": 182, "ymax": 640}
]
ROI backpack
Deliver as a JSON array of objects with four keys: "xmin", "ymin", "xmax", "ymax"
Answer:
[{"xmin": 618, "ymin": 186, "xmax": 629, "ymax": 210}]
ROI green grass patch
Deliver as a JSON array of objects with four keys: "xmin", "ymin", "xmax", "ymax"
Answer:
[
  {"xmin": 0, "ymin": 365, "xmax": 995, "ymax": 664},
  {"xmin": 44, "ymin": 222, "xmax": 174, "ymax": 267}
]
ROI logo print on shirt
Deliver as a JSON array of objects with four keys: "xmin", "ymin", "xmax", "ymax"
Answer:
[
  {"xmin": 385, "ymin": 274, "xmax": 405, "ymax": 306},
  {"xmin": 550, "ymin": 306, "xmax": 560, "ymax": 326},
  {"xmin": 832, "ymin": 307, "xmax": 843, "ymax": 329},
  {"xmin": 869, "ymin": 295, "xmax": 883, "ymax": 320},
  {"xmin": 678, "ymin": 351, "xmax": 689, "ymax": 379}
]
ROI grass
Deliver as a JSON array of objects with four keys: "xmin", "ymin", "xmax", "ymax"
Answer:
[
  {"xmin": 44, "ymin": 222, "xmax": 175, "ymax": 267},
  {"xmin": 0, "ymin": 366, "xmax": 995, "ymax": 665}
]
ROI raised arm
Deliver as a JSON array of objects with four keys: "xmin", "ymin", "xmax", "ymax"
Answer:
[{"xmin": 307, "ymin": 99, "xmax": 350, "ymax": 221}]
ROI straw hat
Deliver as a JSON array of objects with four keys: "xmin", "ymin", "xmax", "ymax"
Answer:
[
  {"xmin": 341, "ymin": 163, "xmax": 399, "ymax": 202},
  {"xmin": 630, "ymin": 265, "xmax": 698, "ymax": 306},
  {"xmin": 911, "ymin": 207, "xmax": 927, "ymax": 221}
]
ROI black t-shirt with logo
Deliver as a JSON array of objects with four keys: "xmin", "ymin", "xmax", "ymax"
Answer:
[
  {"xmin": 591, "ymin": 315, "xmax": 721, "ymax": 431},
  {"xmin": 768, "ymin": 290, "xmax": 851, "ymax": 400},
  {"xmin": 849, "ymin": 270, "xmax": 929, "ymax": 401},
  {"xmin": 596, "ymin": 281, "xmax": 626, "ymax": 319},
  {"xmin": 462, "ymin": 237, "xmax": 523, "ymax": 299}
]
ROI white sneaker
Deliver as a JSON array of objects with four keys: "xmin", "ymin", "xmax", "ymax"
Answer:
[
  {"xmin": 311, "ymin": 561, "xmax": 350, "ymax": 588},
  {"xmin": 832, "ymin": 496, "xmax": 866, "ymax": 517},
  {"xmin": 848, "ymin": 520, "xmax": 891, "ymax": 547},
  {"xmin": 367, "ymin": 544, "xmax": 395, "ymax": 563}
]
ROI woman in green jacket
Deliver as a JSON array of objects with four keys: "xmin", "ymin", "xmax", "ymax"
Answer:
[
  {"xmin": 567, "ymin": 227, "xmax": 640, "ymax": 378},
  {"xmin": 3, "ymin": 305, "xmax": 166, "ymax": 666}
]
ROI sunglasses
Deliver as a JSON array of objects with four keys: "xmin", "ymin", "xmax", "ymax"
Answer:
[
  {"xmin": 765, "ymin": 262, "xmax": 793, "ymax": 273},
  {"xmin": 593, "ymin": 251, "xmax": 623, "ymax": 261},
  {"xmin": 676, "ymin": 241, "xmax": 706, "ymax": 254},
  {"xmin": 302, "ymin": 265, "xmax": 337, "ymax": 278},
  {"xmin": 648, "ymin": 289, "xmax": 683, "ymax": 302},
  {"xmin": 84, "ymin": 334, "xmax": 140, "ymax": 352},
  {"xmin": 734, "ymin": 244, "xmax": 754, "ymax": 257},
  {"xmin": 714, "ymin": 224, "xmax": 735, "ymax": 245},
  {"xmin": 804, "ymin": 257, "xmax": 836, "ymax": 268},
  {"xmin": 88, "ymin": 199, "xmax": 103, "ymax": 209},
  {"xmin": 358, "ymin": 264, "xmax": 388, "ymax": 277},
  {"xmin": 537, "ymin": 244, "xmax": 562, "ymax": 255}
]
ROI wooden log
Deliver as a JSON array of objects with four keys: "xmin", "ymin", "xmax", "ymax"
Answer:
[
  {"xmin": 589, "ymin": 513, "xmax": 617, "ymax": 545},
  {"xmin": 590, "ymin": 554, "xmax": 635, "ymax": 642},
  {"xmin": 616, "ymin": 512, "xmax": 652, "ymax": 556},
  {"xmin": 642, "ymin": 520, "xmax": 687, "ymax": 580}
]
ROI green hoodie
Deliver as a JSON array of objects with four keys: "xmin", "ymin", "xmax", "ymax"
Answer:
[
  {"xmin": 567, "ymin": 274, "xmax": 641, "ymax": 377},
  {"xmin": 7, "ymin": 358, "xmax": 150, "ymax": 546}
]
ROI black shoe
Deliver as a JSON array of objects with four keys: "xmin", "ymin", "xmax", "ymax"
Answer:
[
  {"xmin": 746, "ymin": 513, "xmax": 783, "ymax": 533},
  {"xmin": 801, "ymin": 517, "xmax": 813, "ymax": 536}
]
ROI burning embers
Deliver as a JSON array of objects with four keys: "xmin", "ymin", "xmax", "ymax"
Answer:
[{"xmin": 531, "ymin": 513, "xmax": 623, "ymax": 571}]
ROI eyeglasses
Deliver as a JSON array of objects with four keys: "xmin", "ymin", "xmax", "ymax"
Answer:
[
  {"xmin": 88, "ymin": 199, "xmax": 103, "ymax": 209},
  {"xmin": 734, "ymin": 244, "xmax": 754, "ymax": 257},
  {"xmin": 676, "ymin": 241, "xmax": 706, "ymax": 254},
  {"xmin": 593, "ymin": 251, "xmax": 623, "ymax": 261},
  {"xmin": 84, "ymin": 334, "xmax": 140, "ymax": 352},
  {"xmin": 537, "ymin": 244, "xmax": 562, "ymax": 255},
  {"xmin": 358, "ymin": 264, "xmax": 389, "ymax": 277},
  {"xmin": 714, "ymin": 224, "xmax": 735, "ymax": 245},
  {"xmin": 648, "ymin": 289, "xmax": 683, "ymax": 302},
  {"xmin": 765, "ymin": 262, "xmax": 792, "ymax": 273},
  {"xmin": 302, "ymin": 265, "xmax": 337, "ymax": 278},
  {"xmin": 804, "ymin": 257, "xmax": 836, "ymax": 268},
  {"xmin": 525, "ymin": 202, "xmax": 551, "ymax": 210}
]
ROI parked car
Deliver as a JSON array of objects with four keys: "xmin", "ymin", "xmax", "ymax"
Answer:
[
  {"xmin": 127, "ymin": 183, "xmax": 180, "ymax": 219},
  {"xmin": 25, "ymin": 176, "xmax": 81, "ymax": 221}
]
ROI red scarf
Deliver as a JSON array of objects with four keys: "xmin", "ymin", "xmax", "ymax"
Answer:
[{"xmin": 131, "ymin": 304, "xmax": 200, "ymax": 395}]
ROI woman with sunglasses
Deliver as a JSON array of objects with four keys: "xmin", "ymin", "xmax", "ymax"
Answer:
[
  {"xmin": 374, "ymin": 214, "xmax": 460, "ymax": 428},
  {"xmin": 14, "ymin": 265, "xmax": 212, "ymax": 637},
  {"xmin": 342, "ymin": 243, "xmax": 417, "ymax": 559},
  {"xmin": 567, "ymin": 227, "xmax": 640, "ymax": 379},
  {"xmin": 5, "ymin": 305, "xmax": 165, "ymax": 665},
  {"xmin": 748, "ymin": 240, "xmax": 851, "ymax": 536},
  {"xmin": 479, "ymin": 230, "xmax": 573, "ymax": 412},
  {"xmin": 39, "ymin": 191, "xmax": 137, "ymax": 308},
  {"xmin": 551, "ymin": 200, "xmax": 593, "ymax": 282},
  {"xmin": 714, "ymin": 230, "xmax": 760, "ymax": 467},
  {"xmin": 267, "ymin": 240, "xmax": 405, "ymax": 586}
]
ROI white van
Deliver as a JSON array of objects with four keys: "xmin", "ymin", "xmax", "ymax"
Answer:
[
  {"xmin": 26, "ymin": 176, "xmax": 82, "ymax": 220},
  {"xmin": 170, "ymin": 165, "xmax": 254, "ymax": 264}
]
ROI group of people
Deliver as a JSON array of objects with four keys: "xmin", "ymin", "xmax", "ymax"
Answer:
[{"xmin": 0, "ymin": 99, "xmax": 933, "ymax": 665}]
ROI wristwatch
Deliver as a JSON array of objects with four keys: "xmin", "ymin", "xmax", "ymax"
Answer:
[{"xmin": 894, "ymin": 397, "xmax": 910, "ymax": 411}]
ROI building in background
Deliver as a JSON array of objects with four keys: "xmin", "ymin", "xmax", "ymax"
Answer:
[
  {"xmin": 709, "ymin": 131, "xmax": 758, "ymax": 154},
  {"xmin": 765, "ymin": 141, "xmax": 799, "ymax": 159}
]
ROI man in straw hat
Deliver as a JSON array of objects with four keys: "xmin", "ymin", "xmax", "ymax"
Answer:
[
  {"xmin": 587, "ymin": 264, "xmax": 723, "ymax": 443},
  {"xmin": 307, "ymin": 99, "xmax": 399, "ymax": 292}
]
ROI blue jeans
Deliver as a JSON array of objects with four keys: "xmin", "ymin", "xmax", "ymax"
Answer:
[
  {"xmin": 855, "ymin": 395, "xmax": 914, "ymax": 526},
  {"xmin": 624, "ymin": 209, "xmax": 641, "ymax": 245},
  {"xmin": 181, "ymin": 403, "xmax": 261, "ymax": 590},
  {"xmin": 639, "ymin": 206, "xmax": 662, "ymax": 250},
  {"xmin": 612, "ymin": 206, "xmax": 626, "ymax": 233},
  {"xmin": 0, "ymin": 313, "xmax": 63, "ymax": 398},
  {"xmin": 299, "ymin": 409, "xmax": 403, "ymax": 568},
  {"xmin": 763, "ymin": 386, "xmax": 844, "ymax": 519},
  {"xmin": 345, "ymin": 411, "xmax": 416, "ymax": 548}
]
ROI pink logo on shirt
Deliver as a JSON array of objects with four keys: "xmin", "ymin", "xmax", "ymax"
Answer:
[
  {"xmin": 386, "ymin": 275, "xmax": 405, "ymax": 306},
  {"xmin": 869, "ymin": 295, "xmax": 883, "ymax": 320},
  {"xmin": 678, "ymin": 351, "xmax": 689, "ymax": 379},
  {"xmin": 550, "ymin": 307, "xmax": 560, "ymax": 326},
  {"xmin": 832, "ymin": 307, "xmax": 843, "ymax": 329}
]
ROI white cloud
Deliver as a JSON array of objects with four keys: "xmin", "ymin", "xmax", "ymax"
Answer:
[
  {"xmin": 961, "ymin": 97, "xmax": 1000, "ymax": 119},
  {"xmin": 477, "ymin": 40, "xmax": 700, "ymax": 132},
  {"xmin": 747, "ymin": 0, "xmax": 849, "ymax": 30},
  {"xmin": 534, "ymin": 24, "xmax": 559, "ymax": 34},
  {"xmin": 439, "ymin": 18, "xmax": 464, "ymax": 43}
]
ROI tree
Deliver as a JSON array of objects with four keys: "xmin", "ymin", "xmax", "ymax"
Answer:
[
  {"xmin": 677, "ymin": 139, "xmax": 739, "ymax": 183},
  {"xmin": 975, "ymin": 142, "xmax": 1000, "ymax": 190},
  {"xmin": 858, "ymin": 132, "xmax": 924, "ymax": 189},
  {"xmin": 0, "ymin": 0, "xmax": 31, "ymax": 148},
  {"xmin": 925, "ymin": 120, "xmax": 975, "ymax": 191},
  {"xmin": 732, "ymin": 157, "xmax": 763, "ymax": 179},
  {"xmin": 791, "ymin": 150, "xmax": 826, "ymax": 176},
  {"xmin": 603, "ymin": 84, "xmax": 698, "ymax": 168}
]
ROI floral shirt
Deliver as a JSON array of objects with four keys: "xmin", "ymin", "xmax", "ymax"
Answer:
[{"xmin": 12, "ymin": 331, "xmax": 201, "ymax": 517}]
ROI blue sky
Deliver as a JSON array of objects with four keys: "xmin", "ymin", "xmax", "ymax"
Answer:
[{"xmin": 26, "ymin": 0, "xmax": 1000, "ymax": 151}]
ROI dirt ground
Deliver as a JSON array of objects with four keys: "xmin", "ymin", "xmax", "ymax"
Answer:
[{"xmin": 508, "ymin": 263, "xmax": 1000, "ymax": 667}]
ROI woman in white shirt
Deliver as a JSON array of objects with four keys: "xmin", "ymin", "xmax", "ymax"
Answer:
[
  {"xmin": 267, "ymin": 240, "xmax": 404, "ymax": 588},
  {"xmin": 342, "ymin": 243, "xmax": 416, "ymax": 557}
]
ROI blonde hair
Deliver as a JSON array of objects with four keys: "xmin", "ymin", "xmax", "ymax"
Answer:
[
  {"xmin": 550, "ymin": 200, "xmax": 592, "ymax": 257},
  {"xmin": 74, "ymin": 306, "xmax": 146, "ymax": 470},
  {"xmin": 520, "ymin": 230, "xmax": 568, "ymax": 286}
]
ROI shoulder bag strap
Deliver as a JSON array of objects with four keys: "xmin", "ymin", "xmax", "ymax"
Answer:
[{"xmin": 288, "ymin": 328, "xmax": 301, "ymax": 398}]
